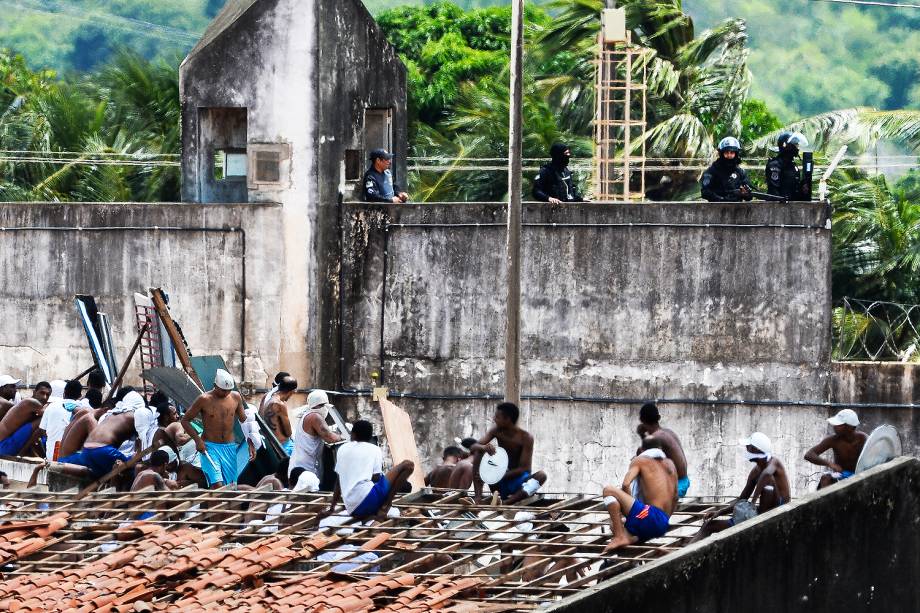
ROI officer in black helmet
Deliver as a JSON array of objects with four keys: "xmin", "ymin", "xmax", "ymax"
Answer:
[
  {"xmin": 700, "ymin": 136, "xmax": 753, "ymax": 202},
  {"xmin": 362, "ymin": 148, "xmax": 409, "ymax": 203},
  {"xmin": 766, "ymin": 132, "xmax": 809, "ymax": 200},
  {"xmin": 533, "ymin": 143, "xmax": 584, "ymax": 203}
]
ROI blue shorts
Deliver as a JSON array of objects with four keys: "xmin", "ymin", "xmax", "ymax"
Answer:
[
  {"xmin": 492, "ymin": 471, "xmax": 530, "ymax": 499},
  {"xmin": 677, "ymin": 476, "xmax": 690, "ymax": 498},
  {"xmin": 624, "ymin": 499, "xmax": 670, "ymax": 542},
  {"xmin": 838, "ymin": 471, "xmax": 854, "ymax": 480},
  {"xmin": 201, "ymin": 441, "xmax": 241, "ymax": 486},
  {"xmin": 0, "ymin": 422, "xmax": 34, "ymax": 456},
  {"xmin": 281, "ymin": 438, "xmax": 295, "ymax": 456},
  {"xmin": 59, "ymin": 445, "xmax": 130, "ymax": 479},
  {"xmin": 352, "ymin": 476, "xmax": 391, "ymax": 517}
]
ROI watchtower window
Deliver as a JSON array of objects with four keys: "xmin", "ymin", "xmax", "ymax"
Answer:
[{"xmin": 214, "ymin": 149, "xmax": 247, "ymax": 180}]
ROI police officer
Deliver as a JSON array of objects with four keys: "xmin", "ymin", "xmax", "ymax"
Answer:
[
  {"xmin": 362, "ymin": 148, "xmax": 409, "ymax": 203},
  {"xmin": 700, "ymin": 136, "xmax": 752, "ymax": 202},
  {"xmin": 766, "ymin": 132, "xmax": 809, "ymax": 200},
  {"xmin": 533, "ymin": 143, "xmax": 584, "ymax": 203}
]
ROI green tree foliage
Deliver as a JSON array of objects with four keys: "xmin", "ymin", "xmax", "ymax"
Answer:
[{"xmin": 0, "ymin": 50, "xmax": 180, "ymax": 202}]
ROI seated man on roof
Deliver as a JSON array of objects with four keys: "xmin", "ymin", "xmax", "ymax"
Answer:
[
  {"xmin": 425, "ymin": 445, "xmax": 467, "ymax": 489},
  {"xmin": 0, "ymin": 374, "xmax": 25, "ymax": 420},
  {"xmin": 131, "ymin": 448, "xmax": 179, "ymax": 492},
  {"xmin": 327, "ymin": 420, "xmax": 414, "ymax": 519},
  {"xmin": 447, "ymin": 437, "xmax": 478, "ymax": 490},
  {"xmin": 37, "ymin": 380, "xmax": 85, "ymax": 461},
  {"xmin": 471, "ymin": 403, "xmax": 547, "ymax": 504},
  {"xmin": 693, "ymin": 432, "xmax": 791, "ymax": 541},
  {"xmin": 0, "ymin": 381, "xmax": 51, "ymax": 457},
  {"xmin": 636, "ymin": 402, "xmax": 691, "ymax": 498},
  {"xmin": 601, "ymin": 438, "xmax": 678, "ymax": 552},
  {"xmin": 181, "ymin": 369, "xmax": 253, "ymax": 489},
  {"xmin": 805, "ymin": 409, "xmax": 867, "ymax": 489},
  {"xmin": 56, "ymin": 402, "xmax": 140, "ymax": 480}
]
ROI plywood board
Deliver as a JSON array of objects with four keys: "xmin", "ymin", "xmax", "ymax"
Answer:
[{"xmin": 378, "ymin": 398, "xmax": 425, "ymax": 492}]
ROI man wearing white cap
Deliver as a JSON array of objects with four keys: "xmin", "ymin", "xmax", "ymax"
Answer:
[
  {"xmin": 181, "ymin": 369, "xmax": 249, "ymax": 488},
  {"xmin": 693, "ymin": 432, "xmax": 790, "ymax": 541},
  {"xmin": 288, "ymin": 389, "xmax": 343, "ymax": 488},
  {"xmin": 0, "ymin": 375, "xmax": 21, "ymax": 416},
  {"xmin": 805, "ymin": 409, "xmax": 867, "ymax": 489}
]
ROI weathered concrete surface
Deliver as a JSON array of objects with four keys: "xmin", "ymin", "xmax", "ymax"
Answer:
[
  {"xmin": 342, "ymin": 201, "xmax": 845, "ymax": 496},
  {"xmin": 343, "ymin": 201, "xmax": 833, "ymax": 400},
  {"xmin": 833, "ymin": 361, "xmax": 920, "ymax": 406},
  {"xmin": 180, "ymin": 0, "xmax": 407, "ymax": 386},
  {"xmin": 0, "ymin": 202, "xmax": 283, "ymax": 386},
  {"xmin": 548, "ymin": 456, "xmax": 920, "ymax": 613}
]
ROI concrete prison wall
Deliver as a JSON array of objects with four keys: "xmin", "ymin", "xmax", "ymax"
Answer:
[
  {"xmin": 548, "ymin": 456, "xmax": 920, "ymax": 613},
  {"xmin": 339, "ymin": 200, "xmax": 848, "ymax": 497},
  {"xmin": 0, "ymin": 202, "xmax": 284, "ymax": 386}
]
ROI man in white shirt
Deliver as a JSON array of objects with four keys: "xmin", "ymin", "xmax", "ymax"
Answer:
[
  {"xmin": 327, "ymin": 420, "xmax": 414, "ymax": 518},
  {"xmin": 38, "ymin": 380, "xmax": 86, "ymax": 461}
]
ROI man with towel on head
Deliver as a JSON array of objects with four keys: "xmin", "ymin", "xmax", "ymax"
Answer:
[
  {"xmin": 259, "ymin": 376, "xmax": 297, "ymax": 455},
  {"xmin": 601, "ymin": 438, "xmax": 678, "ymax": 552},
  {"xmin": 693, "ymin": 432, "xmax": 791, "ymax": 541},
  {"xmin": 805, "ymin": 409, "xmax": 867, "ymax": 489},
  {"xmin": 289, "ymin": 389, "xmax": 343, "ymax": 490},
  {"xmin": 181, "ymin": 369, "xmax": 250, "ymax": 489}
]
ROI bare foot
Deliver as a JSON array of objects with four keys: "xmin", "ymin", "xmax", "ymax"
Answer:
[
  {"xmin": 490, "ymin": 492, "xmax": 502, "ymax": 506},
  {"xmin": 603, "ymin": 535, "xmax": 635, "ymax": 553}
]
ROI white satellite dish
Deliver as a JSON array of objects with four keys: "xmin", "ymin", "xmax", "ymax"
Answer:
[
  {"xmin": 478, "ymin": 446, "xmax": 509, "ymax": 485},
  {"xmin": 855, "ymin": 425, "xmax": 901, "ymax": 474}
]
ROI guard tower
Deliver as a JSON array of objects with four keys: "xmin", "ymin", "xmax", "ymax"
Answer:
[{"xmin": 594, "ymin": 8, "xmax": 647, "ymax": 201}]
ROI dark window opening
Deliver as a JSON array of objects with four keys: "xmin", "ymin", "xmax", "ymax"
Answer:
[
  {"xmin": 345, "ymin": 149, "xmax": 361, "ymax": 181},
  {"xmin": 255, "ymin": 150, "xmax": 281, "ymax": 183}
]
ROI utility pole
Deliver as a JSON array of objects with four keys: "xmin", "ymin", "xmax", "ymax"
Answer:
[{"xmin": 505, "ymin": 0, "xmax": 524, "ymax": 405}]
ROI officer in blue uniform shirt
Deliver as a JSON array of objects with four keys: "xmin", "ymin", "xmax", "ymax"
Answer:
[
  {"xmin": 362, "ymin": 148, "xmax": 409, "ymax": 203},
  {"xmin": 700, "ymin": 136, "xmax": 753, "ymax": 202}
]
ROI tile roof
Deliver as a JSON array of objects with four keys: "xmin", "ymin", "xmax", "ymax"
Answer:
[{"xmin": 0, "ymin": 487, "xmax": 730, "ymax": 611}]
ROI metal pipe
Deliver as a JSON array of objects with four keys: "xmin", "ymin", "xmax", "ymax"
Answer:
[
  {"xmin": 387, "ymin": 222, "xmax": 828, "ymax": 230},
  {"xmin": 0, "ymin": 225, "xmax": 248, "ymax": 383}
]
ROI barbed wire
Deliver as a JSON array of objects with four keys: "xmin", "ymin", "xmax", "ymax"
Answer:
[{"xmin": 834, "ymin": 297, "xmax": 920, "ymax": 361}]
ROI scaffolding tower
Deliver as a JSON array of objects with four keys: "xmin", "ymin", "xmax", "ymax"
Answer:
[{"xmin": 594, "ymin": 8, "xmax": 647, "ymax": 201}]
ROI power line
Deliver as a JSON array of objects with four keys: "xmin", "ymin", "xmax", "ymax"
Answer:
[
  {"xmin": 811, "ymin": 0, "xmax": 920, "ymax": 9},
  {"xmin": 1, "ymin": 0, "xmax": 202, "ymax": 44}
]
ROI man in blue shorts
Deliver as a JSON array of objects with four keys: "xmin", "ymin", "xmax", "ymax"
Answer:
[
  {"xmin": 636, "ymin": 402, "xmax": 690, "ymax": 497},
  {"xmin": 805, "ymin": 409, "xmax": 867, "ymax": 490},
  {"xmin": 181, "ymin": 369, "xmax": 251, "ymax": 489},
  {"xmin": 602, "ymin": 438, "xmax": 678, "ymax": 552},
  {"xmin": 471, "ymin": 402, "xmax": 547, "ymax": 504},
  {"xmin": 327, "ymin": 420, "xmax": 414, "ymax": 519},
  {"xmin": 0, "ymin": 382, "xmax": 52, "ymax": 457},
  {"xmin": 58, "ymin": 410, "xmax": 137, "ymax": 479}
]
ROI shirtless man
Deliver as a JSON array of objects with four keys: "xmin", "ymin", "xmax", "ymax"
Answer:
[
  {"xmin": 0, "ymin": 382, "xmax": 51, "ymax": 456},
  {"xmin": 637, "ymin": 402, "xmax": 690, "ymax": 497},
  {"xmin": 181, "ymin": 369, "xmax": 249, "ymax": 489},
  {"xmin": 260, "ymin": 376, "xmax": 296, "ymax": 455},
  {"xmin": 471, "ymin": 403, "xmax": 547, "ymax": 504},
  {"xmin": 448, "ymin": 437, "xmax": 477, "ymax": 490},
  {"xmin": 289, "ymin": 389, "xmax": 343, "ymax": 488},
  {"xmin": 805, "ymin": 409, "xmax": 867, "ymax": 489},
  {"xmin": 131, "ymin": 449, "xmax": 178, "ymax": 492},
  {"xmin": 425, "ymin": 446, "xmax": 465, "ymax": 488},
  {"xmin": 602, "ymin": 438, "xmax": 678, "ymax": 552},
  {"xmin": 694, "ymin": 432, "xmax": 791, "ymax": 541},
  {"xmin": 57, "ymin": 410, "xmax": 137, "ymax": 479},
  {"xmin": 0, "ymin": 375, "xmax": 22, "ymax": 420}
]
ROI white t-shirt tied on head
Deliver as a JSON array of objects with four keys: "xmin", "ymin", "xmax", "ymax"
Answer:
[{"xmin": 335, "ymin": 441, "xmax": 383, "ymax": 513}]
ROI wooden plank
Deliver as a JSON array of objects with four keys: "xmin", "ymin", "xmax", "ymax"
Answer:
[
  {"xmin": 378, "ymin": 398, "xmax": 426, "ymax": 491},
  {"xmin": 149, "ymin": 288, "xmax": 203, "ymax": 388}
]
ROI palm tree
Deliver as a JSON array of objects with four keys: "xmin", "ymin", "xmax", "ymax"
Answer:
[{"xmin": 534, "ymin": 0, "xmax": 751, "ymax": 198}]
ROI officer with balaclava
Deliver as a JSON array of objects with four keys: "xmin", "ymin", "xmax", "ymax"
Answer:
[
  {"xmin": 533, "ymin": 143, "xmax": 584, "ymax": 203},
  {"xmin": 766, "ymin": 132, "xmax": 809, "ymax": 200},
  {"xmin": 700, "ymin": 136, "xmax": 752, "ymax": 202}
]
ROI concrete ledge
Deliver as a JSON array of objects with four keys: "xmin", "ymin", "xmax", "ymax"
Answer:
[{"xmin": 548, "ymin": 456, "xmax": 920, "ymax": 613}]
